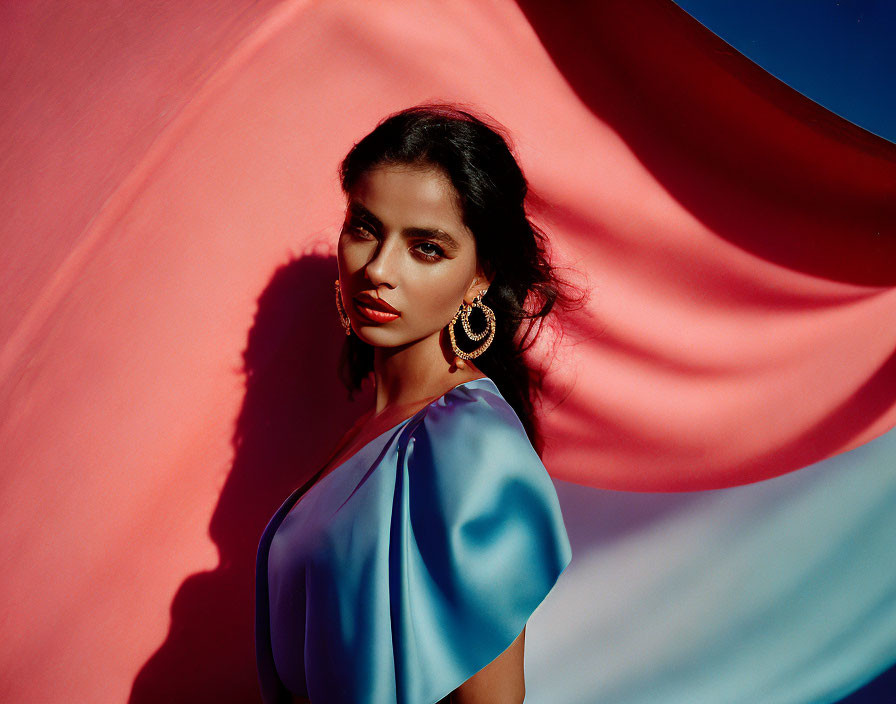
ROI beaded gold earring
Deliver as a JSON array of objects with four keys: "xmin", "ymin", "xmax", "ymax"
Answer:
[
  {"xmin": 334, "ymin": 279, "xmax": 352, "ymax": 335},
  {"xmin": 448, "ymin": 289, "xmax": 496, "ymax": 361}
]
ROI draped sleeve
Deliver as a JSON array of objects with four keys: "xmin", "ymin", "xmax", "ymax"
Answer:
[
  {"xmin": 389, "ymin": 382, "xmax": 572, "ymax": 704},
  {"xmin": 256, "ymin": 377, "xmax": 571, "ymax": 704}
]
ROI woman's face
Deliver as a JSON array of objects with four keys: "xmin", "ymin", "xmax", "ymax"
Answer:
[{"xmin": 337, "ymin": 164, "xmax": 488, "ymax": 350}]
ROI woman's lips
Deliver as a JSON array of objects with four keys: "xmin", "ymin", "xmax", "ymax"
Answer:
[{"xmin": 353, "ymin": 299, "xmax": 400, "ymax": 323}]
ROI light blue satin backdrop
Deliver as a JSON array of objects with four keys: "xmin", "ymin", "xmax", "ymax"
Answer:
[
  {"xmin": 524, "ymin": 425, "xmax": 896, "ymax": 704},
  {"xmin": 256, "ymin": 377, "xmax": 572, "ymax": 704}
]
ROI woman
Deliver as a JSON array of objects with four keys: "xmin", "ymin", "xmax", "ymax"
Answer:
[{"xmin": 255, "ymin": 104, "xmax": 581, "ymax": 704}]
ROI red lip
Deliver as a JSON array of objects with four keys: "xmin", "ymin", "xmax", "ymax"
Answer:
[{"xmin": 353, "ymin": 293, "xmax": 400, "ymax": 315}]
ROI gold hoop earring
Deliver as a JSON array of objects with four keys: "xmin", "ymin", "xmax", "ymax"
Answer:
[
  {"xmin": 448, "ymin": 290, "xmax": 495, "ymax": 360},
  {"xmin": 334, "ymin": 279, "xmax": 352, "ymax": 335}
]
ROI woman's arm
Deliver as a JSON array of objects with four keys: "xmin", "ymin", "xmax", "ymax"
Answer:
[{"xmin": 450, "ymin": 626, "xmax": 526, "ymax": 704}]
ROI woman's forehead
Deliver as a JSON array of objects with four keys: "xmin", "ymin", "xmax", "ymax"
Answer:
[{"xmin": 348, "ymin": 165, "xmax": 472, "ymax": 239}]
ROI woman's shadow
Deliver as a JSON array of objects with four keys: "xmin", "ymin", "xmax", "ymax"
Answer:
[{"xmin": 129, "ymin": 252, "xmax": 371, "ymax": 703}]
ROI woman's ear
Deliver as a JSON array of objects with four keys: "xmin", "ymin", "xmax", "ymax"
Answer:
[{"xmin": 464, "ymin": 265, "xmax": 495, "ymax": 304}]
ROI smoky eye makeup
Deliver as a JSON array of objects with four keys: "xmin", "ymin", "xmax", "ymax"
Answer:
[
  {"xmin": 343, "ymin": 217, "xmax": 376, "ymax": 238},
  {"xmin": 411, "ymin": 240, "xmax": 446, "ymax": 262},
  {"xmin": 343, "ymin": 201, "xmax": 462, "ymax": 255},
  {"xmin": 341, "ymin": 205, "xmax": 378, "ymax": 237}
]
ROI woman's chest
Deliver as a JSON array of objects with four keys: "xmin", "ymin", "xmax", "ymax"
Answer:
[
  {"xmin": 267, "ymin": 429, "xmax": 407, "ymax": 593},
  {"xmin": 264, "ymin": 441, "xmax": 406, "ymax": 696}
]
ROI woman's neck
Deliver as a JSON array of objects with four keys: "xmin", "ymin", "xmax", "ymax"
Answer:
[{"xmin": 371, "ymin": 333, "xmax": 483, "ymax": 415}]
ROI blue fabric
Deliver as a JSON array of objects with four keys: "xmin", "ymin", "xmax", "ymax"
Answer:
[{"xmin": 255, "ymin": 377, "xmax": 572, "ymax": 704}]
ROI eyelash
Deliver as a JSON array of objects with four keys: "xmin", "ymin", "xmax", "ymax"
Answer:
[
  {"xmin": 344, "ymin": 222, "xmax": 375, "ymax": 239},
  {"xmin": 413, "ymin": 241, "xmax": 445, "ymax": 262},
  {"xmin": 342, "ymin": 222, "xmax": 445, "ymax": 263}
]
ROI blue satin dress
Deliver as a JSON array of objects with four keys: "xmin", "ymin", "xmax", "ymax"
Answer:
[{"xmin": 255, "ymin": 377, "xmax": 572, "ymax": 704}]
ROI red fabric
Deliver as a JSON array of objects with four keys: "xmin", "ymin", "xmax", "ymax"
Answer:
[
  {"xmin": 519, "ymin": 0, "xmax": 896, "ymax": 490},
  {"xmin": 1, "ymin": 0, "xmax": 893, "ymax": 701}
]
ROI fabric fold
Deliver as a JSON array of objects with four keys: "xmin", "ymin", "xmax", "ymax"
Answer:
[
  {"xmin": 258, "ymin": 377, "xmax": 571, "ymax": 703},
  {"xmin": 390, "ymin": 383, "xmax": 573, "ymax": 703}
]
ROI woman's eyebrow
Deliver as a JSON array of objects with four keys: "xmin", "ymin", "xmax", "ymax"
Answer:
[
  {"xmin": 404, "ymin": 227, "xmax": 460, "ymax": 251},
  {"xmin": 347, "ymin": 202, "xmax": 381, "ymax": 226},
  {"xmin": 347, "ymin": 202, "xmax": 461, "ymax": 251}
]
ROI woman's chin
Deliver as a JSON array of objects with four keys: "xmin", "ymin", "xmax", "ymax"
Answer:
[
  {"xmin": 351, "ymin": 326, "xmax": 443, "ymax": 351},
  {"xmin": 351, "ymin": 327, "xmax": 400, "ymax": 347}
]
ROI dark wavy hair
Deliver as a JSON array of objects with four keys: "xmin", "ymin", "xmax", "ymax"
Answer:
[{"xmin": 337, "ymin": 104, "xmax": 584, "ymax": 454}]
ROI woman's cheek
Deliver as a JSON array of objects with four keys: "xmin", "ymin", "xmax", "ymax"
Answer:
[
  {"xmin": 339, "ymin": 240, "xmax": 368, "ymax": 273},
  {"xmin": 428, "ymin": 290, "xmax": 465, "ymax": 325}
]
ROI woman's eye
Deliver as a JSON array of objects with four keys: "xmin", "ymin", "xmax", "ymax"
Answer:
[
  {"xmin": 343, "ymin": 221, "xmax": 375, "ymax": 239},
  {"xmin": 414, "ymin": 242, "xmax": 445, "ymax": 261}
]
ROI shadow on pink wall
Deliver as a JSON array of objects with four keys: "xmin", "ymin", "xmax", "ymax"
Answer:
[{"xmin": 130, "ymin": 253, "xmax": 368, "ymax": 702}]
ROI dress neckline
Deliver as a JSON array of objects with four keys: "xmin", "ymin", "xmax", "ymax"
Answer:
[{"xmin": 289, "ymin": 375, "xmax": 495, "ymax": 511}]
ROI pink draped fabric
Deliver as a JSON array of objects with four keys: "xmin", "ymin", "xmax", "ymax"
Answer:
[{"xmin": 1, "ymin": 1, "xmax": 893, "ymax": 701}]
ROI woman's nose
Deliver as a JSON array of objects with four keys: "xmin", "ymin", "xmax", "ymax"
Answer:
[{"xmin": 364, "ymin": 237, "xmax": 399, "ymax": 288}]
